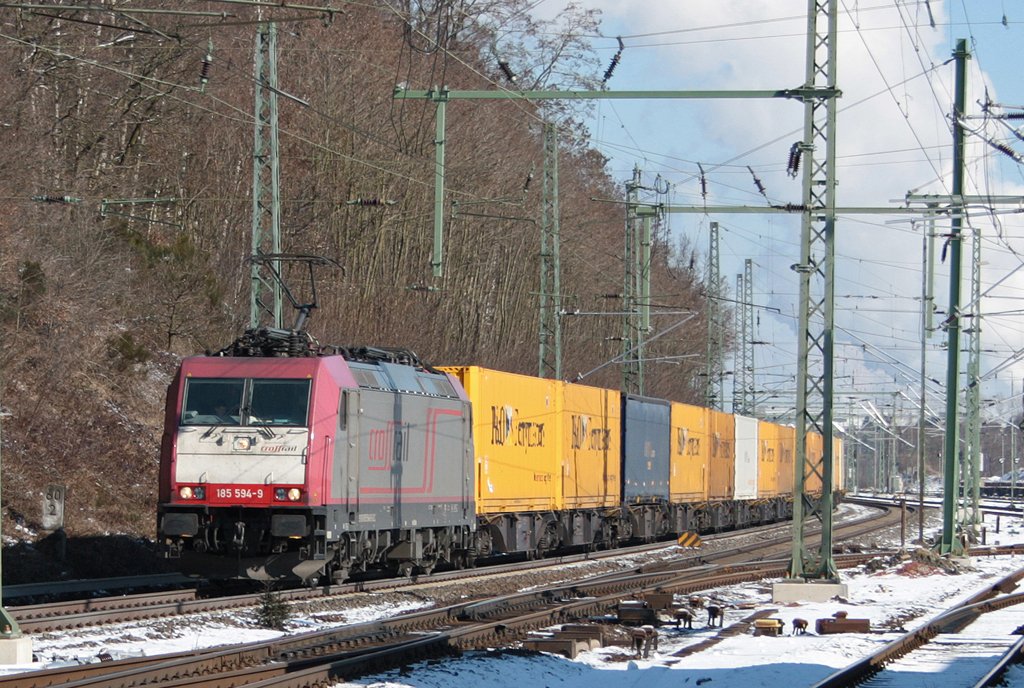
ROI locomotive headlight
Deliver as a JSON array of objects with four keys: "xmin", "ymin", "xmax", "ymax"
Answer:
[
  {"xmin": 233, "ymin": 437, "xmax": 252, "ymax": 451},
  {"xmin": 178, "ymin": 486, "xmax": 205, "ymax": 500},
  {"xmin": 274, "ymin": 487, "xmax": 302, "ymax": 501}
]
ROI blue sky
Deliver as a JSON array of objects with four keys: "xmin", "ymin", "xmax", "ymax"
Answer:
[{"xmin": 528, "ymin": 1, "xmax": 1024, "ymax": 440}]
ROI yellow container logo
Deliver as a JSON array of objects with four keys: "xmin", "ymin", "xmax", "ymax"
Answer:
[
  {"xmin": 570, "ymin": 414, "xmax": 611, "ymax": 451},
  {"xmin": 490, "ymin": 405, "xmax": 546, "ymax": 447}
]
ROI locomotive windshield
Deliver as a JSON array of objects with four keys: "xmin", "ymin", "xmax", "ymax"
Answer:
[{"xmin": 181, "ymin": 378, "xmax": 311, "ymax": 427}]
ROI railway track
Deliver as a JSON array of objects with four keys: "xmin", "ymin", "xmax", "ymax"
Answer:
[
  {"xmin": 810, "ymin": 567, "xmax": 1024, "ymax": 688},
  {"xmin": 0, "ymin": 502, "xmax": 902, "ymax": 687},
  {"xmin": 8, "ymin": 500, "xmax": 893, "ymax": 634},
  {"xmin": 0, "ymin": 551, "xmax": 888, "ymax": 688},
  {"xmin": 8, "ymin": 500, "xmax": 1024, "ymax": 688},
  {"xmin": 851, "ymin": 493, "xmax": 1023, "ymax": 519}
]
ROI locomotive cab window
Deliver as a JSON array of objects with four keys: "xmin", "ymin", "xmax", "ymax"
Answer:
[
  {"xmin": 249, "ymin": 379, "xmax": 311, "ymax": 426},
  {"xmin": 182, "ymin": 379, "xmax": 244, "ymax": 426},
  {"xmin": 181, "ymin": 378, "xmax": 311, "ymax": 427}
]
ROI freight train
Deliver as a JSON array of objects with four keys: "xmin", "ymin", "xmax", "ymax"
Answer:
[{"xmin": 157, "ymin": 324, "xmax": 842, "ymax": 584}]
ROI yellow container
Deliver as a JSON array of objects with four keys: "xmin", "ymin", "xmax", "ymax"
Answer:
[
  {"xmin": 833, "ymin": 436, "xmax": 844, "ymax": 492},
  {"xmin": 562, "ymin": 383, "xmax": 620, "ymax": 509},
  {"xmin": 778, "ymin": 425, "xmax": 795, "ymax": 496},
  {"xmin": 805, "ymin": 430, "xmax": 824, "ymax": 495},
  {"xmin": 757, "ymin": 421, "xmax": 781, "ymax": 498},
  {"xmin": 670, "ymin": 403, "xmax": 709, "ymax": 503},
  {"xmin": 441, "ymin": 366, "xmax": 563, "ymax": 513},
  {"xmin": 708, "ymin": 410, "xmax": 735, "ymax": 500}
]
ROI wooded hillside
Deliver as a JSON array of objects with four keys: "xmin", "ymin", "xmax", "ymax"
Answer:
[{"xmin": 0, "ymin": 1, "xmax": 711, "ymax": 543}]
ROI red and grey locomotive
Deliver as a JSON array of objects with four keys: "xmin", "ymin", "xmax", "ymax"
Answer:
[{"xmin": 157, "ymin": 325, "xmax": 475, "ymax": 584}]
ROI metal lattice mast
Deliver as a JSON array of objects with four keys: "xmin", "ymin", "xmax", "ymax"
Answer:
[
  {"xmin": 939, "ymin": 40, "xmax": 970, "ymax": 556},
  {"xmin": 622, "ymin": 166, "xmax": 642, "ymax": 395},
  {"xmin": 639, "ymin": 209, "xmax": 653, "ymax": 392},
  {"xmin": 539, "ymin": 122, "xmax": 562, "ymax": 379},
  {"xmin": 736, "ymin": 259, "xmax": 755, "ymax": 416},
  {"xmin": 705, "ymin": 221, "xmax": 724, "ymax": 410},
  {"xmin": 790, "ymin": 0, "xmax": 840, "ymax": 581},
  {"xmin": 890, "ymin": 391, "xmax": 899, "ymax": 490},
  {"xmin": 732, "ymin": 272, "xmax": 745, "ymax": 413},
  {"xmin": 964, "ymin": 223, "xmax": 982, "ymax": 532},
  {"xmin": 918, "ymin": 208, "xmax": 936, "ymax": 543},
  {"xmin": 250, "ymin": 22, "xmax": 283, "ymax": 329}
]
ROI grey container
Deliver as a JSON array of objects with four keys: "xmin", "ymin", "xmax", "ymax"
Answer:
[{"xmin": 621, "ymin": 395, "xmax": 671, "ymax": 503}]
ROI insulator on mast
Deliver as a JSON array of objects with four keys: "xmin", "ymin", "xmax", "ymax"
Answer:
[
  {"xmin": 498, "ymin": 60, "xmax": 517, "ymax": 84},
  {"xmin": 602, "ymin": 37, "xmax": 624, "ymax": 85},
  {"xmin": 200, "ymin": 40, "xmax": 213, "ymax": 89},
  {"xmin": 991, "ymin": 140, "xmax": 1024, "ymax": 162},
  {"xmin": 522, "ymin": 168, "xmax": 534, "ymax": 192},
  {"xmin": 346, "ymin": 198, "xmax": 396, "ymax": 207},
  {"xmin": 747, "ymin": 165, "xmax": 767, "ymax": 198},
  {"xmin": 31, "ymin": 194, "xmax": 81, "ymax": 204},
  {"xmin": 786, "ymin": 142, "xmax": 802, "ymax": 178}
]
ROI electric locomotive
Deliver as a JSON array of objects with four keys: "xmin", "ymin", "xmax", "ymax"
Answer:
[{"xmin": 157, "ymin": 324, "xmax": 476, "ymax": 584}]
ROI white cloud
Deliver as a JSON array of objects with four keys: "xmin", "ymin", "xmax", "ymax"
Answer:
[{"xmin": 536, "ymin": 2, "xmax": 1024, "ymax": 429}]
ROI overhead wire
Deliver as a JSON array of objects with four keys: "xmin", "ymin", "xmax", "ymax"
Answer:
[
  {"xmin": 0, "ymin": 26, "xmax": 519, "ymax": 211},
  {"xmin": 840, "ymin": 0, "xmax": 947, "ymax": 194},
  {"xmin": 4, "ymin": 1, "xmax": 593, "ymax": 215}
]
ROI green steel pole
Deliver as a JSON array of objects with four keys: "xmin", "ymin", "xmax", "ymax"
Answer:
[
  {"xmin": 734, "ymin": 272, "xmax": 744, "ymax": 414},
  {"xmin": 790, "ymin": 0, "xmax": 839, "ymax": 581},
  {"xmin": 432, "ymin": 92, "xmax": 447, "ymax": 277},
  {"xmin": 539, "ymin": 122, "xmax": 562, "ymax": 379},
  {"xmin": 742, "ymin": 258, "xmax": 755, "ymax": 416},
  {"xmin": 966, "ymin": 222, "xmax": 982, "ymax": 534},
  {"xmin": 939, "ymin": 39, "xmax": 969, "ymax": 556},
  {"xmin": 622, "ymin": 167, "xmax": 641, "ymax": 395},
  {"xmin": 639, "ymin": 212, "xmax": 652, "ymax": 395},
  {"xmin": 813, "ymin": 0, "xmax": 840, "ymax": 582},
  {"xmin": 250, "ymin": 22, "xmax": 283, "ymax": 329},
  {"xmin": 921, "ymin": 206, "xmax": 938, "ymax": 539},
  {"xmin": 705, "ymin": 221, "xmax": 723, "ymax": 410},
  {"xmin": 1012, "ymin": 400, "xmax": 1017, "ymax": 504}
]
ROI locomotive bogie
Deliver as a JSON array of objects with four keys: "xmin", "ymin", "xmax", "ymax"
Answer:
[{"xmin": 669, "ymin": 403, "xmax": 709, "ymax": 503}]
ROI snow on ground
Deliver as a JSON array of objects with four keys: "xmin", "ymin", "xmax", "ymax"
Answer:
[
  {"xmin": 330, "ymin": 549, "xmax": 1024, "ymax": 688},
  {"xmin": 3, "ymin": 504, "xmax": 1024, "ymax": 688},
  {"xmin": 333, "ymin": 508, "xmax": 1024, "ymax": 688}
]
